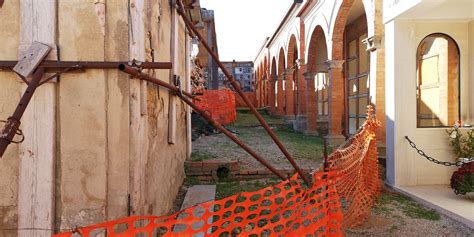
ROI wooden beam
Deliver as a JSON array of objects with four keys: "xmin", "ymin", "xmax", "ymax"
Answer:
[
  {"xmin": 13, "ymin": 42, "xmax": 51, "ymax": 78},
  {"xmin": 17, "ymin": 0, "xmax": 57, "ymax": 236}
]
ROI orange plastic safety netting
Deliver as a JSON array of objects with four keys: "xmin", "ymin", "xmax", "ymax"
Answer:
[
  {"xmin": 326, "ymin": 105, "xmax": 381, "ymax": 228},
  {"xmin": 54, "ymin": 107, "xmax": 380, "ymax": 237},
  {"xmin": 194, "ymin": 89, "xmax": 237, "ymax": 125},
  {"xmin": 54, "ymin": 172, "xmax": 343, "ymax": 237}
]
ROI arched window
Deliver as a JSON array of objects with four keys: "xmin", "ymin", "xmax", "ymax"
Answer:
[{"xmin": 416, "ymin": 33, "xmax": 460, "ymax": 127}]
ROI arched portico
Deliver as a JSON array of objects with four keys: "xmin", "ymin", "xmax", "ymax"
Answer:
[
  {"xmin": 276, "ymin": 48, "xmax": 286, "ymax": 116},
  {"xmin": 270, "ymin": 57, "xmax": 278, "ymax": 114},
  {"xmin": 326, "ymin": 0, "xmax": 369, "ymax": 146},
  {"xmin": 305, "ymin": 25, "xmax": 329, "ymax": 136}
]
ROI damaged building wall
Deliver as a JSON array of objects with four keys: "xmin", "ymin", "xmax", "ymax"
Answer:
[
  {"xmin": 0, "ymin": 1, "xmax": 20, "ymax": 236},
  {"xmin": 0, "ymin": 0, "xmax": 190, "ymax": 234}
]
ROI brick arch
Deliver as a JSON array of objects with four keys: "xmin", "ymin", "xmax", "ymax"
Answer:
[
  {"xmin": 270, "ymin": 56, "xmax": 278, "ymax": 114},
  {"xmin": 331, "ymin": 0, "xmax": 369, "ymax": 60},
  {"xmin": 327, "ymin": 0, "xmax": 369, "ymax": 140},
  {"xmin": 263, "ymin": 56, "xmax": 268, "ymax": 107},
  {"xmin": 276, "ymin": 48, "xmax": 286, "ymax": 115},
  {"xmin": 306, "ymin": 25, "xmax": 329, "ymax": 135},
  {"xmin": 307, "ymin": 26, "xmax": 328, "ymax": 73},
  {"xmin": 258, "ymin": 61, "xmax": 264, "ymax": 106}
]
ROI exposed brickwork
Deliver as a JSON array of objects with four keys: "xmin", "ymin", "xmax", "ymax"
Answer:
[
  {"xmin": 185, "ymin": 160, "xmax": 312, "ymax": 180},
  {"xmin": 327, "ymin": 67, "xmax": 344, "ymax": 135},
  {"xmin": 276, "ymin": 48, "xmax": 286, "ymax": 116},
  {"xmin": 269, "ymin": 57, "xmax": 278, "ymax": 114},
  {"xmin": 306, "ymin": 78, "xmax": 318, "ymax": 132},
  {"xmin": 298, "ymin": 20, "xmax": 307, "ymax": 116},
  {"xmin": 305, "ymin": 26, "xmax": 328, "ymax": 135},
  {"xmin": 254, "ymin": 0, "xmax": 388, "ymax": 146},
  {"xmin": 286, "ymin": 35, "xmax": 297, "ymax": 117},
  {"xmin": 373, "ymin": 0, "xmax": 386, "ymax": 143}
]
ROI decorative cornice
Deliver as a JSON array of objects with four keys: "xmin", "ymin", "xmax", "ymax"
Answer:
[{"xmin": 362, "ymin": 35, "xmax": 383, "ymax": 52}]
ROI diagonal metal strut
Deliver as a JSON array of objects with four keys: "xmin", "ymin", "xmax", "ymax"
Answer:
[
  {"xmin": 176, "ymin": 1, "xmax": 310, "ymax": 185},
  {"xmin": 119, "ymin": 64, "xmax": 287, "ymax": 180}
]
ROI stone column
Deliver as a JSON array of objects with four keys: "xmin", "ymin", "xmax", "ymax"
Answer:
[
  {"xmin": 294, "ymin": 63, "xmax": 307, "ymax": 132},
  {"xmin": 304, "ymin": 71, "xmax": 318, "ymax": 135},
  {"xmin": 276, "ymin": 74, "xmax": 285, "ymax": 116},
  {"xmin": 324, "ymin": 59, "xmax": 346, "ymax": 146},
  {"xmin": 284, "ymin": 68, "xmax": 295, "ymax": 119},
  {"xmin": 269, "ymin": 76, "xmax": 276, "ymax": 114}
]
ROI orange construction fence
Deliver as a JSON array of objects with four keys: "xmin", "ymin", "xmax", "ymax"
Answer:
[
  {"xmin": 327, "ymin": 105, "xmax": 381, "ymax": 228},
  {"xmin": 194, "ymin": 89, "xmax": 237, "ymax": 125},
  {"xmin": 55, "ymin": 106, "xmax": 380, "ymax": 237},
  {"xmin": 55, "ymin": 172, "xmax": 343, "ymax": 237}
]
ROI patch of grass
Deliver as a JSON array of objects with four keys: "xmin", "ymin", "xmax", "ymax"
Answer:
[
  {"xmin": 231, "ymin": 111, "xmax": 285, "ymax": 128},
  {"xmin": 190, "ymin": 151, "xmax": 217, "ymax": 161},
  {"xmin": 183, "ymin": 176, "xmax": 201, "ymax": 187},
  {"xmin": 275, "ymin": 128, "xmax": 325, "ymax": 160},
  {"xmin": 375, "ymin": 192, "xmax": 441, "ymax": 221},
  {"xmin": 216, "ymin": 179, "xmax": 281, "ymax": 200},
  {"xmin": 389, "ymin": 225, "xmax": 399, "ymax": 234}
]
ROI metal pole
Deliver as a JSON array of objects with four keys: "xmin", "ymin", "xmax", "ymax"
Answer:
[
  {"xmin": 119, "ymin": 65, "xmax": 287, "ymax": 180},
  {"xmin": 176, "ymin": 3, "xmax": 310, "ymax": 185},
  {"xmin": 0, "ymin": 67, "xmax": 45, "ymax": 158},
  {"xmin": 0, "ymin": 61, "xmax": 173, "ymax": 71},
  {"xmin": 119, "ymin": 64, "xmax": 196, "ymax": 100}
]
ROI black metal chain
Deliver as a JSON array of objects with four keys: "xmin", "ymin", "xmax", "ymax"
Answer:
[{"xmin": 405, "ymin": 136, "xmax": 473, "ymax": 167}]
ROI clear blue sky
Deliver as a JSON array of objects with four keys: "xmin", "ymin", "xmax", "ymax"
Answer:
[{"xmin": 200, "ymin": 0, "xmax": 291, "ymax": 62}]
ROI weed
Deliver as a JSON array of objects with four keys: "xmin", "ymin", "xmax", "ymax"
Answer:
[
  {"xmin": 231, "ymin": 111, "xmax": 286, "ymax": 128},
  {"xmin": 216, "ymin": 179, "xmax": 280, "ymax": 200},
  {"xmin": 275, "ymin": 128, "xmax": 325, "ymax": 160},
  {"xmin": 389, "ymin": 225, "xmax": 399, "ymax": 234},
  {"xmin": 375, "ymin": 192, "xmax": 440, "ymax": 221},
  {"xmin": 191, "ymin": 151, "xmax": 217, "ymax": 161}
]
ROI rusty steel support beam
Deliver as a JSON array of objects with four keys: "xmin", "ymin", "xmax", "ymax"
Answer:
[
  {"xmin": 0, "ymin": 60, "xmax": 173, "ymax": 71},
  {"xmin": 119, "ymin": 64, "xmax": 196, "ymax": 100},
  {"xmin": 0, "ymin": 67, "xmax": 45, "ymax": 158},
  {"xmin": 0, "ymin": 60, "xmax": 173, "ymax": 158},
  {"xmin": 119, "ymin": 64, "xmax": 287, "ymax": 180},
  {"xmin": 176, "ymin": 2, "xmax": 310, "ymax": 185}
]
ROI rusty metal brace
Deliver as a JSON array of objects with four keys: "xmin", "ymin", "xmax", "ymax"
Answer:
[
  {"xmin": 176, "ymin": 1, "xmax": 311, "ymax": 185},
  {"xmin": 0, "ymin": 59, "xmax": 173, "ymax": 158}
]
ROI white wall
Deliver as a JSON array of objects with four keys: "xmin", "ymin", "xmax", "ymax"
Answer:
[
  {"xmin": 470, "ymin": 21, "xmax": 474, "ymax": 125},
  {"xmin": 386, "ymin": 19, "xmax": 472, "ymax": 187}
]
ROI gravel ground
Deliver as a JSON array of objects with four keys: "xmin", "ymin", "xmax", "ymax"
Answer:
[
  {"xmin": 173, "ymin": 178, "xmax": 473, "ymax": 236},
  {"xmin": 186, "ymin": 111, "xmax": 474, "ymax": 236},
  {"xmin": 192, "ymin": 127, "xmax": 323, "ymax": 170},
  {"xmin": 192, "ymin": 111, "xmax": 325, "ymax": 170},
  {"xmin": 346, "ymin": 189, "xmax": 473, "ymax": 236}
]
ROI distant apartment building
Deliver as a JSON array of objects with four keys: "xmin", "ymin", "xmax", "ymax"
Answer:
[{"xmin": 218, "ymin": 61, "xmax": 254, "ymax": 92}]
